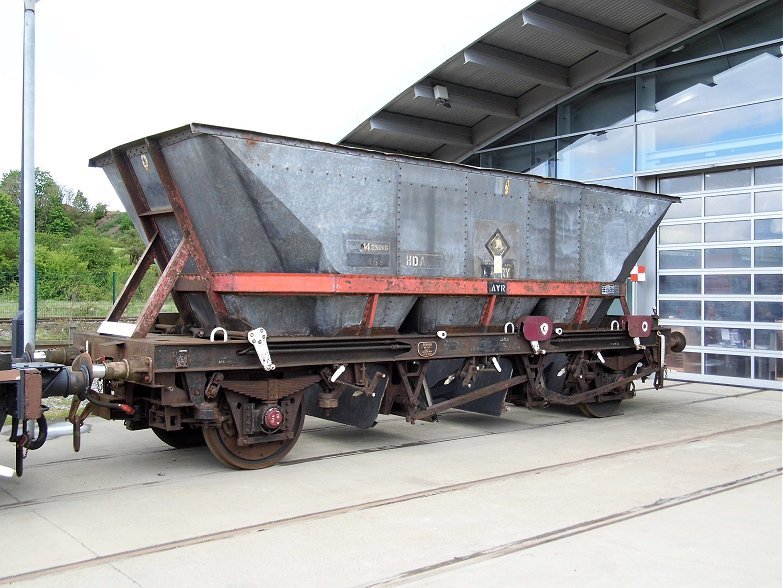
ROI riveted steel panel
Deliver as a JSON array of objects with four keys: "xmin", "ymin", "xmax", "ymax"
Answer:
[{"xmin": 91, "ymin": 124, "xmax": 675, "ymax": 335}]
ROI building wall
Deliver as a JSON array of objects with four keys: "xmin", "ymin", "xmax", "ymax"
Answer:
[{"xmin": 470, "ymin": 1, "xmax": 782, "ymax": 388}]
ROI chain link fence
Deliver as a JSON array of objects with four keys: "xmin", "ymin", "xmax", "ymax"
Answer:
[{"xmin": 0, "ymin": 267, "xmax": 175, "ymax": 343}]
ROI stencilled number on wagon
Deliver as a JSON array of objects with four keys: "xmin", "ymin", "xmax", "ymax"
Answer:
[
  {"xmin": 402, "ymin": 252, "xmax": 444, "ymax": 269},
  {"xmin": 346, "ymin": 239, "xmax": 390, "ymax": 268}
]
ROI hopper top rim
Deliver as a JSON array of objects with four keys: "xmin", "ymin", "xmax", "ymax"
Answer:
[{"xmin": 89, "ymin": 122, "xmax": 679, "ymax": 203}]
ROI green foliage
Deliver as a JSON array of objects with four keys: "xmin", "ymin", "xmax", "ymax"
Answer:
[
  {"xmin": 117, "ymin": 231, "xmax": 145, "ymax": 264},
  {"xmin": 0, "ymin": 167, "xmax": 146, "ymax": 304},
  {"xmin": 68, "ymin": 229, "xmax": 117, "ymax": 282},
  {"xmin": 0, "ymin": 231, "xmax": 19, "ymax": 290},
  {"xmin": 117, "ymin": 212, "xmax": 135, "ymax": 232},
  {"xmin": 0, "ymin": 170, "xmax": 21, "ymax": 202},
  {"xmin": 93, "ymin": 202, "xmax": 107, "ymax": 221},
  {"xmin": 0, "ymin": 192, "xmax": 19, "ymax": 231},
  {"xmin": 69, "ymin": 190, "xmax": 91, "ymax": 213},
  {"xmin": 35, "ymin": 244, "xmax": 101, "ymax": 300},
  {"xmin": 42, "ymin": 202, "xmax": 78, "ymax": 235}
]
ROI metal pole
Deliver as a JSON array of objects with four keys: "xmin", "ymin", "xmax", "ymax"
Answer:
[{"xmin": 21, "ymin": 0, "xmax": 37, "ymax": 353}]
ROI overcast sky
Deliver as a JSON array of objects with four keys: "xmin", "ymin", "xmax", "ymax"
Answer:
[{"xmin": 0, "ymin": 0, "xmax": 524, "ymax": 209}]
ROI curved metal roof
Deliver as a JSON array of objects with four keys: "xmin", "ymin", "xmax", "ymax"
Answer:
[{"xmin": 339, "ymin": 0, "xmax": 765, "ymax": 162}]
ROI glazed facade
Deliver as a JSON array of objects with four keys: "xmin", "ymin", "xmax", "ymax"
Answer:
[{"xmin": 469, "ymin": 1, "xmax": 782, "ymax": 388}]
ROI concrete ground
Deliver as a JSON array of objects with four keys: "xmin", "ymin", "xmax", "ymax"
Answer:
[{"xmin": 0, "ymin": 380, "xmax": 780, "ymax": 587}]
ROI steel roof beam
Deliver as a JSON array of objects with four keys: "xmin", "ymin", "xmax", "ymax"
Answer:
[
  {"xmin": 642, "ymin": 0, "xmax": 700, "ymax": 24},
  {"xmin": 521, "ymin": 4, "xmax": 630, "ymax": 57},
  {"xmin": 413, "ymin": 80, "xmax": 519, "ymax": 119},
  {"xmin": 369, "ymin": 112, "xmax": 474, "ymax": 146},
  {"xmin": 463, "ymin": 43, "xmax": 570, "ymax": 90}
]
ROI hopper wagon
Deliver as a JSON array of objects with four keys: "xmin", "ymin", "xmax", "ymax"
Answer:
[{"xmin": 1, "ymin": 123, "xmax": 686, "ymax": 474}]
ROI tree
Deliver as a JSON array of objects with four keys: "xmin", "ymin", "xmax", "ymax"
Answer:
[
  {"xmin": 69, "ymin": 229, "xmax": 115, "ymax": 277},
  {"xmin": 0, "ymin": 168, "xmax": 77, "ymax": 234},
  {"xmin": 0, "ymin": 192, "xmax": 19, "ymax": 231},
  {"xmin": 0, "ymin": 170, "xmax": 21, "ymax": 203},
  {"xmin": 93, "ymin": 202, "xmax": 108, "ymax": 221},
  {"xmin": 71, "ymin": 190, "xmax": 90, "ymax": 213}
]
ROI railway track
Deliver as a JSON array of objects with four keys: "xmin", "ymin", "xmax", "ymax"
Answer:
[
  {"xmin": 0, "ymin": 341, "xmax": 70, "ymax": 353},
  {"xmin": 0, "ymin": 384, "xmax": 770, "ymax": 511},
  {"xmin": 1, "ymin": 413, "xmax": 778, "ymax": 585}
]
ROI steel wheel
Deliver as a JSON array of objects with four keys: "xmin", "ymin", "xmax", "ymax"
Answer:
[
  {"xmin": 152, "ymin": 426, "xmax": 206, "ymax": 449},
  {"xmin": 579, "ymin": 399, "xmax": 623, "ymax": 418},
  {"xmin": 203, "ymin": 400, "xmax": 304, "ymax": 469}
]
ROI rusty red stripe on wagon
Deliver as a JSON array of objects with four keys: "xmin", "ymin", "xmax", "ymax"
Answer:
[{"xmin": 209, "ymin": 273, "xmax": 625, "ymax": 297}]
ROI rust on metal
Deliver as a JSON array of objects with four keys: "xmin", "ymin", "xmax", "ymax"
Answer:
[
  {"xmin": 107, "ymin": 233, "xmax": 158, "ymax": 321},
  {"xmin": 573, "ymin": 296, "xmax": 591, "ymax": 324},
  {"xmin": 133, "ymin": 239, "xmax": 191, "ymax": 338},
  {"xmin": 361, "ymin": 293, "xmax": 380, "ymax": 335},
  {"xmin": 210, "ymin": 273, "xmax": 625, "ymax": 298},
  {"xmin": 480, "ymin": 295, "xmax": 497, "ymax": 329},
  {"xmin": 23, "ymin": 370, "xmax": 43, "ymax": 420},
  {"xmin": 145, "ymin": 138, "xmax": 229, "ymax": 323},
  {"xmin": 109, "ymin": 150, "xmax": 193, "ymax": 323}
]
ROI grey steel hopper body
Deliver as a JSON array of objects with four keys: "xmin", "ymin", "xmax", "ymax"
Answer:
[{"xmin": 90, "ymin": 124, "xmax": 675, "ymax": 336}]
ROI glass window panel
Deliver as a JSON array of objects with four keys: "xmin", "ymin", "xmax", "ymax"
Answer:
[
  {"xmin": 755, "ymin": 218, "xmax": 783, "ymax": 240},
  {"xmin": 558, "ymin": 80, "xmax": 635, "ymax": 134},
  {"xmin": 705, "ymin": 301, "xmax": 750, "ymax": 322},
  {"xmin": 660, "ymin": 275, "xmax": 701, "ymax": 294},
  {"xmin": 479, "ymin": 141, "xmax": 557, "ymax": 176},
  {"xmin": 754, "ymin": 329, "xmax": 782, "ymax": 351},
  {"xmin": 755, "ymin": 190, "xmax": 783, "ymax": 212},
  {"xmin": 755, "ymin": 246, "xmax": 783, "ymax": 267},
  {"xmin": 488, "ymin": 112, "xmax": 557, "ymax": 148},
  {"xmin": 755, "ymin": 274, "xmax": 782, "ymax": 295},
  {"xmin": 665, "ymin": 197, "xmax": 702, "ymax": 219},
  {"xmin": 637, "ymin": 48, "xmax": 782, "ymax": 122},
  {"xmin": 590, "ymin": 176, "xmax": 634, "ymax": 189},
  {"xmin": 660, "ymin": 174, "xmax": 701, "ymax": 194},
  {"xmin": 755, "ymin": 356, "xmax": 783, "ymax": 381},
  {"xmin": 557, "ymin": 127, "xmax": 633, "ymax": 181},
  {"xmin": 660, "ymin": 249, "xmax": 701, "ymax": 269},
  {"xmin": 704, "ymin": 353, "xmax": 751, "ymax": 378},
  {"xmin": 637, "ymin": 100, "xmax": 783, "ymax": 172},
  {"xmin": 462, "ymin": 154, "xmax": 480, "ymax": 167},
  {"xmin": 755, "ymin": 301, "xmax": 783, "ymax": 322},
  {"xmin": 705, "ymin": 327, "xmax": 751, "ymax": 349},
  {"xmin": 705, "ymin": 247, "xmax": 751, "ymax": 268},
  {"xmin": 660, "ymin": 223, "xmax": 701, "ymax": 244},
  {"xmin": 660, "ymin": 300, "xmax": 701, "ymax": 320},
  {"xmin": 704, "ymin": 168, "xmax": 752, "ymax": 190},
  {"xmin": 705, "ymin": 220, "xmax": 750, "ymax": 242},
  {"xmin": 639, "ymin": 3, "xmax": 782, "ymax": 70},
  {"xmin": 704, "ymin": 274, "xmax": 751, "ymax": 294},
  {"xmin": 755, "ymin": 164, "xmax": 783, "ymax": 186},
  {"xmin": 663, "ymin": 325, "xmax": 701, "ymax": 347},
  {"xmin": 668, "ymin": 351, "xmax": 702, "ymax": 374},
  {"xmin": 704, "ymin": 193, "xmax": 751, "ymax": 216},
  {"xmin": 719, "ymin": 2, "xmax": 783, "ymax": 51}
]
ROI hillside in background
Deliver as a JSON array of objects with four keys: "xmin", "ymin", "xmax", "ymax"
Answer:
[{"xmin": 0, "ymin": 167, "xmax": 157, "ymax": 310}]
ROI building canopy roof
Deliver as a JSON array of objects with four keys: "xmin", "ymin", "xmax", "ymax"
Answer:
[{"xmin": 340, "ymin": 0, "xmax": 764, "ymax": 162}]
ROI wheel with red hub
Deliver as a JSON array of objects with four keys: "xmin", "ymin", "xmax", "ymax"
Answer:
[{"xmin": 202, "ymin": 396, "xmax": 304, "ymax": 469}]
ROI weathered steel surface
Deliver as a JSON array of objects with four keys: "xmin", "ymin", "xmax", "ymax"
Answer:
[{"xmin": 91, "ymin": 123, "xmax": 675, "ymax": 336}]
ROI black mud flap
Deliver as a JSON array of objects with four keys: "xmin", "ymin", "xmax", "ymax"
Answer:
[
  {"xmin": 426, "ymin": 358, "xmax": 513, "ymax": 417},
  {"xmin": 303, "ymin": 365, "xmax": 388, "ymax": 429}
]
